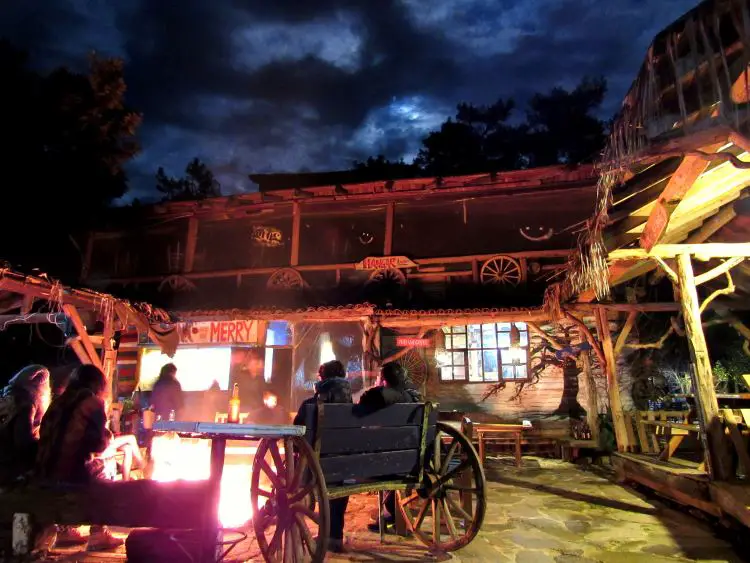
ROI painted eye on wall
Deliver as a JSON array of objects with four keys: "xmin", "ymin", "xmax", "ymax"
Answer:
[
  {"xmin": 358, "ymin": 232, "xmax": 374, "ymax": 245},
  {"xmin": 519, "ymin": 226, "xmax": 554, "ymax": 241}
]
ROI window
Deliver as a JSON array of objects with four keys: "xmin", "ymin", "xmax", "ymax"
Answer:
[{"xmin": 439, "ymin": 322, "xmax": 529, "ymax": 383}]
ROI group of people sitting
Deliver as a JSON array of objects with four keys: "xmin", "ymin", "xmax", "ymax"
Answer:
[
  {"xmin": 0, "ymin": 363, "xmax": 144, "ymax": 551},
  {"xmin": 293, "ymin": 359, "xmax": 422, "ymax": 553}
]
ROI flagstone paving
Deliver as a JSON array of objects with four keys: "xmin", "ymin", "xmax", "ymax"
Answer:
[{"xmin": 41, "ymin": 457, "xmax": 744, "ymax": 562}]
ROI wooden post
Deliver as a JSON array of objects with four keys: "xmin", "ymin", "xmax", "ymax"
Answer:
[
  {"xmin": 675, "ymin": 253, "xmax": 732, "ymax": 480},
  {"xmin": 183, "ymin": 217, "xmax": 199, "ymax": 273},
  {"xmin": 291, "ymin": 201, "xmax": 301, "ymax": 266},
  {"xmin": 63, "ymin": 304, "xmax": 103, "ymax": 371},
  {"xmin": 595, "ymin": 308, "xmax": 629, "ymax": 452},
  {"xmin": 384, "ymin": 202, "xmax": 395, "ymax": 256},
  {"xmin": 580, "ymin": 351, "xmax": 600, "ymax": 445},
  {"xmin": 101, "ymin": 310, "xmax": 118, "ymax": 402}
]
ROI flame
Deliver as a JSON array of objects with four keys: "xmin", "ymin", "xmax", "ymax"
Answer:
[
  {"xmin": 263, "ymin": 392, "xmax": 278, "ymax": 409},
  {"xmin": 151, "ymin": 433, "xmax": 261, "ymax": 528}
]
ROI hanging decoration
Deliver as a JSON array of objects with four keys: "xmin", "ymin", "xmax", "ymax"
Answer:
[{"xmin": 250, "ymin": 225, "xmax": 284, "ymax": 248}]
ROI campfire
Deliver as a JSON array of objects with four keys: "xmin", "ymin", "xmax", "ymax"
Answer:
[{"xmin": 150, "ymin": 433, "xmax": 278, "ymax": 528}]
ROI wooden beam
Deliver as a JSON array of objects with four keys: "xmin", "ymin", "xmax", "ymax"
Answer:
[
  {"xmin": 62, "ymin": 304, "xmax": 103, "ymax": 371},
  {"xmin": 653, "ymin": 257, "xmax": 678, "ymax": 284},
  {"xmin": 580, "ymin": 351, "xmax": 600, "ymax": 445},
  {"xmin": 610, "ymin": 243, "xmax": 750, "ymax": 261},
  {"xmin": 0, "ymin": 313, "xmax": 66, "ymax": 326},
  {"xmin": 101, "ymin": 310, "xmax": 117, "ymax": 401},
  {"xmin": 640, "ymin": 155, "xmax": 713, "ymax": 251},
  {"xmin": 183, "ymin": 217, "xmax": 199, "ymax": 273},
  {"xmin": 694, "ymin": 257, "xmax": 745, "ymax": 285},
  {"xmin": 594, "ymin": 307, "xmax": 630, "ymax": 452},
  {"xmin": 290, "ymin": 201, "xmax": 301, "ymax": 267},
  {"xmin": 384, "ymin": 201, "xmax": 395, "ymax": 256},
  {"xmin": 614, "ymin": 312, "xmax": 638, "ymax": 357},
  {"xmin": 675, "ymin": 253, "xmax": 732, "ymax": 480}
]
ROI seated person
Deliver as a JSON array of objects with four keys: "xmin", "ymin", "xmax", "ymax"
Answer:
[
  {"xmin": 292, "ymin": 360, "xmax": 352, "ymax": 553},
  {"xmin": 360, "ymin": 362, "xmax": 422, "ymax": 532},
  {"xmin": 0, "ymin": 365, "xmax": 51, "ymax": 487},
  {"xmin": 36, "ymin": 365, "xmax": 132, "ymax": 551}
]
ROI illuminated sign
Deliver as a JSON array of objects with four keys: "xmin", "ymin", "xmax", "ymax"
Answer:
[
  {"xmin": 179, "ymin": 320, "xmax": 263, "ymax": 345},
  {"xmin": 355, "ymin": 256, "xmax": 417, "ymax": 270},
  {"xmin": 396, "ymin": 337, "xmax": 432, "ymax": 348},
  {"xmin": 251, "ymin": 226, "xmax": 283, "ymax": 247}
]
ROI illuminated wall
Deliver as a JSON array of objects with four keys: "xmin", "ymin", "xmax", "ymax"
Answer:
[{"xmin": 139, "ymin": 347, "xmax": 232, "ymax": 391}]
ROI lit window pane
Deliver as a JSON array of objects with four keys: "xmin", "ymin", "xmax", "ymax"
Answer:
[
  {"xmin": 452, "ymin": 325, "xmax": 466, "ymax": 334},
  {"xmin": 452, "ymin": 351, "xmax": 465, "ymax": 366},
  {"xmin": 498, "ymin": 323, "xmax": 511, "ymax": 332},
  {"xmin": 520, "ymin": 332, "xmax": 528, "ymax": 346},
  {"xmin": 468, "ymin": 350, "xmax": 483, "ymax": 382},
  {"xmin": 444, "ymin": 335, "xmax": 452, "ymax": 350},
  {"xmin": 502, "ymin": 365, "xmax": 515, "ymax": 380},
  {"xmin": 440, "ymin": 367, "xmax": 453, "ymax": 381},
  {"xmin": 483, "ymin": 350, "xmax": 498, "ymax": 380},
  {"xmin": 515, "ymin": 365, "xmax": 527, "ymax": 379},
  {"xmin": 452, "ymin": 333, "xmax": 467, "ymax": 349},
  {"xmin": 467, "ymin": 325, "xmax": 482, "ymax": 349},
  {"xmin": 497, "ymin": 332, "xmax": 510, "ymax": 347},
  {"xmin": 453, "ymin": 366, "xmax": 466, "ymax": 380},
  {"xmin": 515, "ymin": 322, "xmax": 527, "ymax": 330},
  {"xmin": 482, "ymin": 324, "xmax": 496, "ymax": 348}
]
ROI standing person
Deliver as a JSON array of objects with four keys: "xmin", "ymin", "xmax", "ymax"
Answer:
[
  {"xmin": 359, "ymin": 362, "xmax": 422, "ymax": 533},
  {"xmin": 150, "ymin": 363, "xmax": 184, "ymax": 421},
  {"xmin": 0, "ymin": 365, "xmax": 51, "ymax": 487},
  {"xmin": 36, "ymin": 365, "xmax": 124, "ymax": 551},
  {"xmin": 292, "ymin": 360, "xmax": 351, "ymax": 552}
]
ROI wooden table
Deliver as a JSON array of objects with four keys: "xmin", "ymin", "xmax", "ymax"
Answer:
[
  {"xmin": 153, "ymin": 421, "xmax": 306, "ymax": 563},
  {"xmin": 638, "ymin": 419, "xmax": 702, "ymax": 467},
  {"xmin": 473, "ymin": 423, "xmax": 527, "ymax": 467}
]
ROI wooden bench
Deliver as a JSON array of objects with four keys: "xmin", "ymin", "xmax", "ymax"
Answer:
[
  {"xmin": 288, "ymin": 401, "xmax": 487, "ymax": 554},
  {"xmin": 0, "ymin": 479, "xmax": 215, "ymax": 557}
]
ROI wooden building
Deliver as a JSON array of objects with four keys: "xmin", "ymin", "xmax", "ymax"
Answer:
[
  {"xmin": 81, "ymin": 165, "xmax": 610, "ymax": 433},
  {"xmin": 547, "ymin": 0, "xmax": 750, "ymax": 527}
]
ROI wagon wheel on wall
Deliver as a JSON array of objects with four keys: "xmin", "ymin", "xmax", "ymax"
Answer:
[
  {"xmin": 267, "ymin": 268, "xmax": 306, "ymax": 290},
  {"xmin": 480, "ymin": 255, "xmax": 522, "ymax": 286},
  {"xmin": 251, "ymin": 436, "xmax": 329, "ymax": 563},
  {"xmin": 366, "ymin": 268, "xmax": 407, "ymax": 286},
  {"xmin": 398, "ymin": 348, "xmax": 428, "ymax": 386},
  {"xmin": 396, "ymin": 422, "xmax": 486, "ymax": 552}
]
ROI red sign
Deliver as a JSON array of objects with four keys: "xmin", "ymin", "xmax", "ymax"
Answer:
[
  {"xmin": 179, "ymin": 320, "xmax": 262, "ymax": 345},
  {"xmin": 355, "ymin": 256, "xmax": 417, "ymax": 270},
  {"xmin": 396, "ymin": 337, "xmax": 432, "ymax": 348}
]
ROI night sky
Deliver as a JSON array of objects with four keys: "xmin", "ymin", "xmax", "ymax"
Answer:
[{"xmin": 1, "ymin": 1, "xmax": 696, "ymax": 200}]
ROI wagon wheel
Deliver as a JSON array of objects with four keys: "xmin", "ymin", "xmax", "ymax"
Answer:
[
  {"xmin": 396, "ymin": 422, "xmax": 486, "ymax": 552},
  {"xmin": 480, "ymin": 255, "xmax": 522, "ymax": 286},
  {"xmin": 251, "ymin": 436, "xmax": 329, "ymax": 563},
  {"xmin": 366, "ymin": 268, "xmax": 406, "ymax": 286},
  {"xmin": 267, "ymin": 268, "xmax": 306, "ymax": 290},
  {"xmin": 398, "ymin": 348, "xmax": 427, "ymax": 386}
]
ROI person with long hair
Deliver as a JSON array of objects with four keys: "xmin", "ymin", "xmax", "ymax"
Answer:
[
  {"xmin": 36, "ymin": 364, "xmax": 125, "ymax": 551},
  {"xmin": 0, "ymin": 364, "xmax": 51, "ymax": 486}
]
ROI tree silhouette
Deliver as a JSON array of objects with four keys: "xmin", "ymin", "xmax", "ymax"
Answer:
[
  {"xmin": 156, "ymin": 157, "xmax": 221, "ymax": 201},
  {"xmin": 0, "ymin": 40, "xmax": 141, "ymax": 279},
  {"xmin": 351, "ymin": 155, "xmax": 421, "ymax": 181}
]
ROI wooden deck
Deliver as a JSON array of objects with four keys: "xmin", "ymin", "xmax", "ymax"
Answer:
[{"xmin": 613, "ymin": 452, "xmax": 750, "ymax": 529}]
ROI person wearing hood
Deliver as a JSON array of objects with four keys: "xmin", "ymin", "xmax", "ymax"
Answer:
[
  {"xmin": 359, "ymin": 362, "xmax": 422, "ymax": 533},
  {"xmin": 292, "ymin": 360, "xmax": 352, "ymax": 552},
  {"xmin": 150, "ymin": 363, "xmax": 184, "ymax": 421},
  {"xmin": 0, "ymin": 364, "xmax": 51, "ymax": 487}
]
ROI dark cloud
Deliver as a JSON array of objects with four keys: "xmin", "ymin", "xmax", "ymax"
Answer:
[{"xmin": 0, "ymin": 0, "xmax": 697, "ymax": 200}]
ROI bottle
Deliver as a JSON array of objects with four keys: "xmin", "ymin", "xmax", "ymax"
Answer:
[
  {"xmin": 228, "ymin": 383, "xmax": 240, "ymax": 423},
  {"xmin": 169, "ymin": 409, "xmax": 176, "ymax": 422}
]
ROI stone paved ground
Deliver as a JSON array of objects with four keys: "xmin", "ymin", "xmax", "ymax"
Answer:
[{"xmin": 42, "ymin": 457, "xmax": 745, "ymax": 562}]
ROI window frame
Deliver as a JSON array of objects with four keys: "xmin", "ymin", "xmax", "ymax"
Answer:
[{"xmin": 439, "ymin": 322, "xmax": 531, "ymax": 384}]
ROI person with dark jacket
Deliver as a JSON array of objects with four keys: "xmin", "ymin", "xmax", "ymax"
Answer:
[
  {"xmin": 36, "ymin": 364, "xmax": 124, "ymax": 551},
  {"xmin": 292, "ymin": 360, "xmax": 351, "ymax": 552},
  {"xmin": 150, "ymin": 363, "xmax": 184, "ymax": 421},
  {"xmin": 0, "ymin": 365, "xmax": 51, "ymax": 487},
  {"xmin": 360, "ymin": 362, "xmax": 422, "ymax": 532}
]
